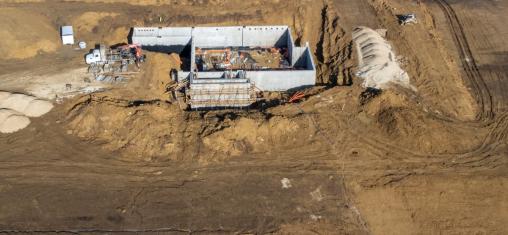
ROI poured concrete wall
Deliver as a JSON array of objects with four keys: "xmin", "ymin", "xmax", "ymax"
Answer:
[
  {"xmin": 243, "ymin": 26, "xmax": 288, "ymax": 47},
  {"xmin": 193, "ymin": 26, "xmax": 243, "ymax": 48},
  {"xmin": 249, "ymin": 70, "xmax": 316, "ymax": 91},
  {"xmin": 132, "ymin": 26, "xmax": 289, "ymax": 51},
  {"xmin": 133, "ymin": 27, "xmax": 191, "ymax": 53}
]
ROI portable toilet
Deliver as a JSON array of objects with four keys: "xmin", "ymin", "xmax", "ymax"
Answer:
[{"xmin": 61, "ymin": 26, "xmax": 74, "ymax": 45}]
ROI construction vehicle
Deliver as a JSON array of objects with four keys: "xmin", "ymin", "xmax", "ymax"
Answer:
[
  {"xmin": 85, "ymin": 44, "xmax": 146, "ymax": 81},
  {"xmin": 398, "ymin": 14, "xmax": 417, "ymax": 25}
]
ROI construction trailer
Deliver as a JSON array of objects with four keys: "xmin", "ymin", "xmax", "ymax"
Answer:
[
  {"xmin": 61, "ymin": 26, "xmax": 74, "ymax": 45},
  {"xmin": 132, "ymin": 26, "xmax": 316, "ymax": 109}
]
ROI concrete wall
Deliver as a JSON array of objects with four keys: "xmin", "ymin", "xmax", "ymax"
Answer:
[
  {"xmin": 287, "ymin": 29, "xmax": 295, "ymax": 65},
  {"xmin": 190, "ymin": 37, "xmax": 196, "ymax": 74},
  {"xmin": 192, "ymin": 27, "xmax": 243, "ymax": 48},
  {"xmin": 133, "ymin": 27, "xmax": 191, "ymax": 53},
  {"xmin": 305, "ymin": 45, "xmax": 316, "ymax": 70},
  {"xmin": 248, "ymin": 70, "xmax": 316, "ymax": 91},
  {"xmin": 132, "ymin": 26, "xmax": 289, "ymax": 50},
  {"xmin": 243, "ymin": 26, "xmax": 288, "ymax": 47}
]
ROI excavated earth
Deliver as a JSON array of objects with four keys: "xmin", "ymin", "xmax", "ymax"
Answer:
[{"xmin": 0, "ymin": 0, "xmax": 507, "ymax": 234}]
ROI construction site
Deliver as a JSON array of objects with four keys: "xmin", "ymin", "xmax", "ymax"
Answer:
[
  {"xmin": 132, "ymin": 26, "xmax": 316, "ymax": 109},
  {"xmin": 0, "ymin": 0, "xmax": 507, "ymax": 234}
]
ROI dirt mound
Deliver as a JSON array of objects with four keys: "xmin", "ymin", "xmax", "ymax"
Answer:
[
  {"xmin": 203, "ymin": 116, "xmax": 313, "ymax": 156},
  {"xmin": 132, "ymin": 52, "xmax": 181, "ymax": 99},
  {"xmin": 360, "ymin": 90, "xmax": 484, "ymax": 154},
  {"xmin": 65, "ymin": 92, "xmax": 315, "ymax": 161},
  {"xmin": 66, "ymin": 95, "xmax": 183, "ymax": 160},
  {"xmin": 0, "ymin": 8, "xmax": 59, "ymax": 60}
]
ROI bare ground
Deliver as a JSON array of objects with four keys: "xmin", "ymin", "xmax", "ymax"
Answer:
[{"xmin": 0, "ymin": 0, "xmax": 507, "ymax": 234}]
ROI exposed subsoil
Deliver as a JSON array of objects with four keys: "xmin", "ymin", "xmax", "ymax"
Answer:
[{"xmin": 0, "ymin": 0, "xmax": 507, "ymax": 234}]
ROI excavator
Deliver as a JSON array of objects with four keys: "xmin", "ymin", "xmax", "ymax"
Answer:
[{"xmin": 117, "ymin": 44, "xmax": 145, "ymax": 65}]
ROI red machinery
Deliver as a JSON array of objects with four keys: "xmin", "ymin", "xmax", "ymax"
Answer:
[{"xmin": 117, "ymin": 43, "xmax": 145, "ymax": 63}]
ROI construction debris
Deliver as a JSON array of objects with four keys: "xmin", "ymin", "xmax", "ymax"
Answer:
[
  {"xmin": 78, "ymin": 41, "xmax": 87, "ymax": 49},
  {"xmin": 288, "ymin": 91, "xmax": 305, "ymax": 103},
  {"xmin": 195, "ymin": 47, "xmax": 290, "ymax": 71}
]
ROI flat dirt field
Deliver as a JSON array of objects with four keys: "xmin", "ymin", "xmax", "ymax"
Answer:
[{"xmin": 0, "ymin": 0, "xmax": 507, "ymax": 234}]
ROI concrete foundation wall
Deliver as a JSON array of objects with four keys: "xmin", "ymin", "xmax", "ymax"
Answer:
[
  {"xmin": 133, "ymin": 26, "xmax": 290, "ymax": 50},
  {"xmin": 305, "ymin": 46, "xmax": 316, "ymax": 70},
  {"xmin": 249, "ymin": 70, "xmax": 316, "ymax": 91},
  {"xmin": 287, "ymin": 29, "xmax": 295, "ymax": 65},
  {"xmin": 192, "ymin": 27, "xmax": 243, "ymax": 48},
  {"xmin": 243, "ymin": 26, "xmax": 288, "ymax": 47},
  {"xmin": 192, "ymin": 78, "xmax": 249, "ymax": 83},
  {"xmin": 133, "ymin": 27, "xmax": 191, "ymax": 52}
]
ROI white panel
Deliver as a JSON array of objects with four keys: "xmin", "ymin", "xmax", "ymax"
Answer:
[
  {"xmin": 192, "ymin": 27, "xmax": 243, "ymax": 48},
  {"xmin": 133, "ymin": 27, "xmax": 158, "ymax": 37},
  {"xmin": 61, "ymin": 26, "xmax": 73, "ymax": 36},
  {"xmin": 158, "ymin": 27, "xmax": 192, "ymax": 37},
  {"xmin": 243, "ymin": 26, "xmax": 288, "ymax": 47},
  {"xmin": 249, "ymin": 70, "xmax": 316, "ymax": 91}
]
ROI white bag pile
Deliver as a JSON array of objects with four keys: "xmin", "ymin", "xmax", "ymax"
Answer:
[
  {"xmin": 352, "ymin": 27, "xmax": 410, "ymax": 89},
  {"xmin": 0, "ymin": 91, "xmax": 54, "ymax": 133}
]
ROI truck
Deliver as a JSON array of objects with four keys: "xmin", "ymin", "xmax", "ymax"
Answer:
[
  {"xmin": 85, "ymin": 44, "xmax": 145, "ymax": 65},
  {"xmin": 85, "ymin": 44, "xmax": 146, "ymax": 80}
]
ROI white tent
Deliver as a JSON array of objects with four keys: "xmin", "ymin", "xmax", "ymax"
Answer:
[{"xmin": 61, "ymin": 26, "xmax": 74, "ymax": 45}]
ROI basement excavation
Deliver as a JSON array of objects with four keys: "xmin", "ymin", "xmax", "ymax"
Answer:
[{"xmin": 132, "ymin": 26, "xmax": 317, "ymax": 109}]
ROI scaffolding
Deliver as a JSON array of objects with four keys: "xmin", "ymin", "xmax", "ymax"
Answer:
[{"xmin": 187, "ymin": 79, "xmax": 257, "ymax": 109}]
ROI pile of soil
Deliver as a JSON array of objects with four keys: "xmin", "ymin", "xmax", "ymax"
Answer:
[{"xmin": 0, "ymin": 8, "xmax": 59, "ymax": 60}]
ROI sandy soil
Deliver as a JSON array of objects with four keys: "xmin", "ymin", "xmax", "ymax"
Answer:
[{"xmin": 0, "ymin": 0, "xmax": 507, "ymax": 234}]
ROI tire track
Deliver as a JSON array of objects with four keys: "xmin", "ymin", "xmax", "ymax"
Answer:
[
  {"xmin": 337, "ymin": 0, "xmax": 508, "ymax": 166},
  {"xmin": 434, "ymin": 0, "xmax": 494, "ymax": 120}
]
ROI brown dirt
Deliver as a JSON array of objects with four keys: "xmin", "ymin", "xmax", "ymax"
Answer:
[
  {"xmin": 0, "ymin": 0, "xmax": 507, "ymax": 234},
  {"xmin": 0, "ymin": 8, "xmax": 59, "ymax": 60}
]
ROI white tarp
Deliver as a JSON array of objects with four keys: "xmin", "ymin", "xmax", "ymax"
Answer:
[{"xmin": 353, "ymin": 27, "xmax": 410, "ymax": 89}]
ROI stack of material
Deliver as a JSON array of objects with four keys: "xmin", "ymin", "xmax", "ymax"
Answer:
[
  {"xmin": 352, "ymin": 27, "xmax": 410, "ymax": 89},
  {"xmin": 0, "ymin": 92, "xmax": 54, "ymax": 133}
]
